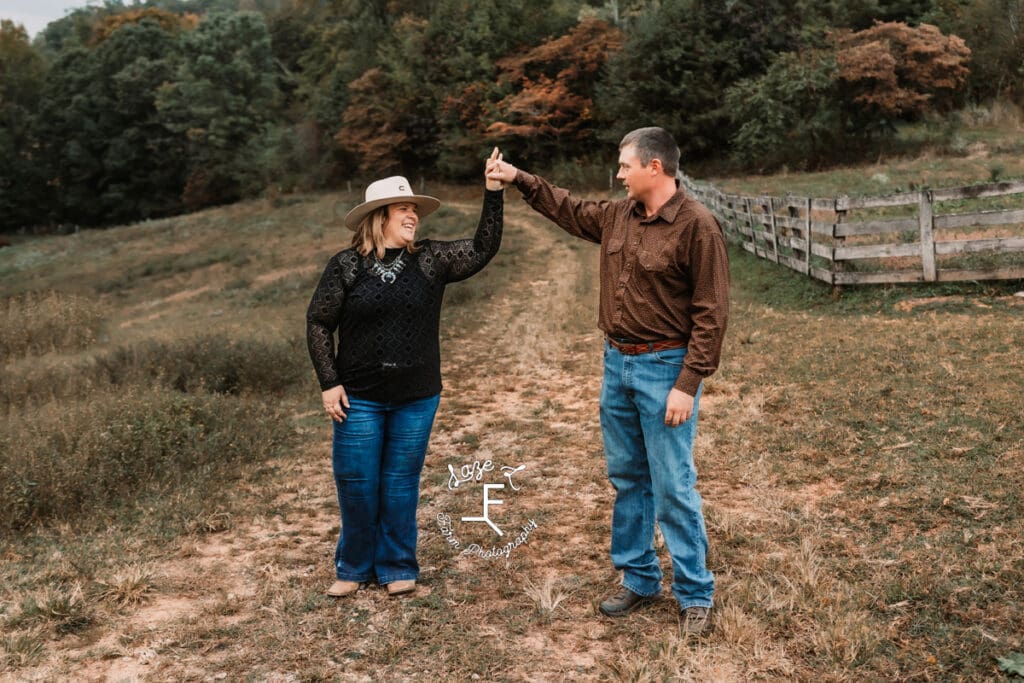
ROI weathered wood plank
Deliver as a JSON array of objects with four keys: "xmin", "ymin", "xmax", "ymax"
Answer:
[
  {"xmin": 836, "ymin": 191, "xmax": 920, "ymax": 210},
  {"xmin": 773, "ymin": 215, "xmax": 805, "ymax": 229},
  {"xmin": 934, "ymin": 208, "xmax": 1024, "ymax": 230},
  {"xmin": 936, "ymin": 266, "xmax": 1024, "ymax": 281},
  {"xmin": 834, "ymin": 242, "xmax": 921, "ymax": 260},
  {"xmin": 809, "ymin": 266, "xmax": 834, "ymax": 283},
  {"xmin": 834, "ymin": 217, "xmax": 918, "ymax": 237},
  {"xmin": 811, "ymin": 243, "xmax": 833, "ymax": 259},
  {"xmin": 779, "ymin": 195, "xmax": 810, "ymax": 209},
  {"xmin": 833, "ymin": 270, "xmax": 925, "ymax": 284},
  {"xmin": 934, "ymin": 237, "xmax": 1024, "ymax": 255},
  {"xmin": 777, "ymin": 235, "xmax": 809, "ymax": 251},
  {"xmin": 810, "ymin": 221, "xmax": 836, "ymax": 236},
  {"xmin": 931, "ymin": 180, "xmax": 1024, "ymax": 202},
  {"xmin": 776, "ymin": 254, "xmax": 806, "ymax": 272}
]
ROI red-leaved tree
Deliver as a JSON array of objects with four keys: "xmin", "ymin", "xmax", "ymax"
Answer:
[
  {"xmin": 482, "ymin": 18, "xmax": 623, "ymax": 165},
  {"xmin": 835, "ymin": 22, "xmax": 971, "ymax": 120}
]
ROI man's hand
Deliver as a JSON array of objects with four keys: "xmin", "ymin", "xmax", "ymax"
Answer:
[
  {"xmin": 486, "ymin": 153, "xmax": 519, "ymax": 186},
  {"xmin": 664, "ymin": 388, "xmax": 694, "ymax": 427},
  {"xmin": 322, "ymin": 385, "xmax": 350, "ymax": 422}
]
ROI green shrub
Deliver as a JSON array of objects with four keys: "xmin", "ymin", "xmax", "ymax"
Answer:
[
  {"xmin": 0, "ymin": 291, "xmax": 107, "ymax": 361},
  {"xmin": 0, "ymin": 386, "xmax": 294, "ymax": 533},
  {"xmin": 726, "ymin": 49, "xmax": 844, "ymax": 170}
]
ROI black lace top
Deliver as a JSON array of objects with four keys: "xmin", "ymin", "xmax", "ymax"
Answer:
[{"xmin": 306, "ymin": 189, "xmax": 503, "ymax": 402}]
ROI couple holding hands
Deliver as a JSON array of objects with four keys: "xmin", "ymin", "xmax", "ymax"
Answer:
[{"xmin": 305, "ymin": 127, "xmax": 730, "ymax": 633}]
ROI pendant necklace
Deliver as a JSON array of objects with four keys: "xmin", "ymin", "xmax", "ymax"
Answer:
[{"xmin": 371, "ymin": 251, "xmax": 406, "ymax": 284}]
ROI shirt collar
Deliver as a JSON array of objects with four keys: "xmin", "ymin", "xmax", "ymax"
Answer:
[{"xmin": 632, "ymin": 189, "xmax": 688, "ymax": 224}]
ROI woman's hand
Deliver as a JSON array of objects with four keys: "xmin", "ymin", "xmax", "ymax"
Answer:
[
  {"xmin": 485, "ymin": 147, "xmax": 505, "ymax": 191},
  {"xmin": 322, "ymin": 385, "xmax": 350, "ymax": 422},
  {"xmin": 486, "ymin": 148, "xmax": 519, "ymax": 188}
]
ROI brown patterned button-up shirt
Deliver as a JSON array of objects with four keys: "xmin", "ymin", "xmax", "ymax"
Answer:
[{"xmin": 514, "ymin": 171, "xmax": 730, "ymax": 395}]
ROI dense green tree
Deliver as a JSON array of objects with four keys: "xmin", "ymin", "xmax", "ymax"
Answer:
[
  {"xmin": 726, "ymin": 50, "xmax": 844, "ymax": 170},
  {"xmin": 288, "ymin": 0, "xmax": 394, "ymax": 182},
  {"xmin": 596, "ymin": 0, "xmax": 811, "ymax": 163},
  {"xmin": 34, "ymin": 18, "xmax": 188, "ymax": 225},
  {"xmin": 156, "ymin": 11, "xmax": 278, "ymax": 208},
  {"xmin": 928, "ymin": 0, "xmax": 1024, "ymax": 102},
  {"xmin": 0, "ymin": 21, "xmax": 51, "ymax": 231},
  {"xmin": 814, "ymin": 0, "xmax": 938, "ymax": 29}
]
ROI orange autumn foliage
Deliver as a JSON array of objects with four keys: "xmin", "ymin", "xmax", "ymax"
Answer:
[
  {"xmin": 485, "ymin": 18, "xmax": 623, "ymax": 142},
  {"xmin": 835, "ymin": 21, "xmax": 970, "ymax": 118},
  {"xmin": 336, "ymin": 67, "xmax": 409, "ymax": 174},
  {"xmin": 91, "ymin": 8, "xmax": 199, "ymax": 45}
]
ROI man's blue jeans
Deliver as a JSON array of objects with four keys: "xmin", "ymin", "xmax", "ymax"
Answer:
[
  {"xmin": 331, "ymin": 393, "xmax": 440, "ymax": 585},
  {"xmin": 599, "ymin": 341, "xmax": 713, "ymax": 609}
]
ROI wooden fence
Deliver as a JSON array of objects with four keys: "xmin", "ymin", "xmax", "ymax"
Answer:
[{"xmin": 679, "ymin": 174, "xmax": 1024, "ymax": 285}]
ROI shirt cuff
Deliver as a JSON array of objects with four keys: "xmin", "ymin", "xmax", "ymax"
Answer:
[
  {"xmin": 319, "ymin": 378, "xmax": 343, "ymax": 392},
  {"xmin": 674, "ymin": 368, "xmax": 704, "ymax": 396},
  {"xmin": 514, "ymin": 170, "xmax": 538, "ymax": 195}
]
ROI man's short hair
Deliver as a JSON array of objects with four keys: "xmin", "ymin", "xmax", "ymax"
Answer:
[{"xmin": 619, "ymin": 127, "xmax": 680, "ymax": 177}]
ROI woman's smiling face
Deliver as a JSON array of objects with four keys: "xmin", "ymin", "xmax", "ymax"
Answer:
[{"xmin": 382, "ymin": 202, "xmax": 420, "ymax": 248}]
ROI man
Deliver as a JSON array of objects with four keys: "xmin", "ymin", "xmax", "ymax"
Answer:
[{"xmin": 486, "ymin": 127, "xmax": 729, "ymax": 633}]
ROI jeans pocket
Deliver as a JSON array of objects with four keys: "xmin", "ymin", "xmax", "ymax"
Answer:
[{"xmin": 652, "ymin": 348, "xmax": 686, "ymax": 366}]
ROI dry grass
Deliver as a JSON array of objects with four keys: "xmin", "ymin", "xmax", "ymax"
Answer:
[{"xmin": 0, "ymin": 178, "xmax": 1021, "ymax": 680}]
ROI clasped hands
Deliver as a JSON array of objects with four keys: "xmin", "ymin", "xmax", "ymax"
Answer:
[{"xmin": 485, "ymin": 147, "xmax": 518, "ymax": 190}]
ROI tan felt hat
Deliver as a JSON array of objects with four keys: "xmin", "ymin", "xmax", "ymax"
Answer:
[{"xmin": 343, "ymin": 176, "xmax": 441, "ymax": 230}]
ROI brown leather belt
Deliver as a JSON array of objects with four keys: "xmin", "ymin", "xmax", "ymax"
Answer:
[{"xmin": 607, "ymin": 337, "xmax": 686, "ymax": 355}]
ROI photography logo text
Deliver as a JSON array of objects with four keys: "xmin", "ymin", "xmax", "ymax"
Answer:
[{"xmin": 436, "ymin": 458, "xmax": 539, "ymax": 560}]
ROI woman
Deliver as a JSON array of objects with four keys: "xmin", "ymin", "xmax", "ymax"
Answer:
[{"xmin": 306, "ymin": 149, "xmax": 504, "ymax": 598}]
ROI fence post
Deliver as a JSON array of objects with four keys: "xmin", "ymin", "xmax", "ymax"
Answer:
[
  {"xmin": 744, "ymin": 197, "xmax": 758, "ymax": 258},
  {"xmin": 765, "ymin": 197, "xmax": 780, "ymax": 264},
  {"xmin": 919, "ymin": 190, "xmax": 936, "ymax": 282},
  {"xmin": 832, "ymin": 200, "xmax": 845, "ymax": 292},
  {"xmin": 804, "ymin": 198, "xmax": 812, "ymax": 276}
]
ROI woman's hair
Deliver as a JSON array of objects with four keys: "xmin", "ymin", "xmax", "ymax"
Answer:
[{"xmin": 351, "ymin": 205, "xmax": 421, "ymax": 258}]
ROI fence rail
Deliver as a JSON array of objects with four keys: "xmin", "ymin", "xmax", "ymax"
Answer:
[{"xmin": 679, "ymin": 175, "xmax": 1024, "ymax": 285}]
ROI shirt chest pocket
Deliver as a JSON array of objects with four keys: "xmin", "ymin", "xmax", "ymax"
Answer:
[
  {"xmin": 604, "ymin": 236, "xmax": 625, "ymax": 255},
  {"xmin": 639, "ymin": 242, "xmax": 677, "ymax": 272}
]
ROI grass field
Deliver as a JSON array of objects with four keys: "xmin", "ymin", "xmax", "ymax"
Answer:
[{"xmin": 1, "ymin": 171, "xmax": 1022, "ymax": 681}]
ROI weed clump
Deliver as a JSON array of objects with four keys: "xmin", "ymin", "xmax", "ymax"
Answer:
[
  {"xmin": 0, "ymin": 291, "xmax": 107, "ymax": 361},
  {"xmin": 1, "ymin": 334, "xmax": 311, "ymax": 411},
  {"xmin": 0, "ymin": 386, "xmax": 294, "ymax": 533}
]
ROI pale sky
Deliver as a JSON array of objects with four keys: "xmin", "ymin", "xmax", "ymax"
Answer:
[{"xmin": 1, "ymin": 0, "xmax": 96, "ymax": 39}]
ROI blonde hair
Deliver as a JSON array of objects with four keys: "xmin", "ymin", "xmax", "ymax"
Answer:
[{"xmin": 351, "ymin": 206, "xmax": 420, "ymax": 259}]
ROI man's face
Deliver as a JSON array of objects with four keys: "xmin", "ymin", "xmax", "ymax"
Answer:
[{"xmin": 616, "ymin": 145, "xmax": 653, "ymax": 201}]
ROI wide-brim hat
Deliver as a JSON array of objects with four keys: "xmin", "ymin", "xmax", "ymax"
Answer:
[{"xmin": 342, "ymin": 176, "xmax": 441, "ymax": 230}]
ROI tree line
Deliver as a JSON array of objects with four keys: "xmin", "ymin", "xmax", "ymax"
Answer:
[{"xmin": 2, "ymin": 0, "xmax": 1021, "ymax": 231}]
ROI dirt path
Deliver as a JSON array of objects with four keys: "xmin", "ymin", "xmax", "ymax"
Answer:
[{"xmin": 43, "ymin": 202, "xmax": 792, "ymax": 682}]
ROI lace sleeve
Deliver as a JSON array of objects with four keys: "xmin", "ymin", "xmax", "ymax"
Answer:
[
  {"xmin": 427, "ymin": 189, "xmax": 504, "ymax": 283},
  {"xmin": 305, "ymin": 252, "xmax": 352, "ymax": 391}
]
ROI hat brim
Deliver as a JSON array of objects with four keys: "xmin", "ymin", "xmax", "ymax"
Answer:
[{"xmin": 342, "ymin": 195, "xmax": 441, "ymax": 230}]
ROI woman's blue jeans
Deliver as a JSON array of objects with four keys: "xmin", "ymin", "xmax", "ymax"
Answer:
[
  {"xmin": 331, "ymin": 393, "xmax": 440, "ymax": 585},
  {"xmin": 599, "ymin": 342, "xmax": 713, "ymax": 609}
]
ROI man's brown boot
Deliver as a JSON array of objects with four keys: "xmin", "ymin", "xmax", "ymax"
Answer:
[{"xmin": 598, "ymin": 586, "xmax": 660, "ymax": 617}]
